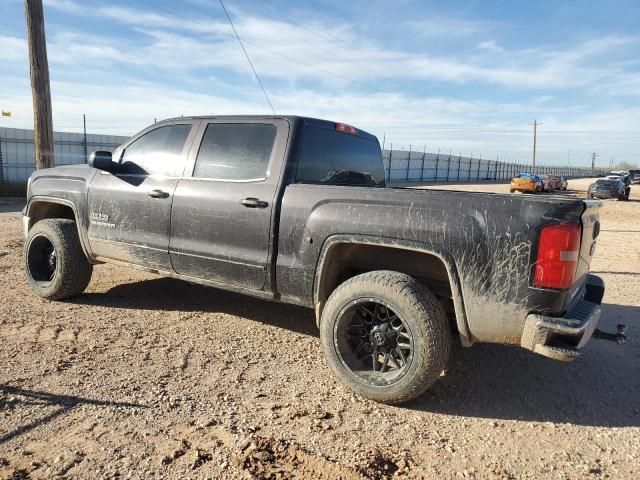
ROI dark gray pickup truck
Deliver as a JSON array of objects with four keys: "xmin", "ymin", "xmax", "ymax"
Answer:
[{"xmin": 23, "ymin": 115, "xmax": 620, "ymax": 404}]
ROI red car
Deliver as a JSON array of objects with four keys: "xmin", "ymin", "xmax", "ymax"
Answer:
[{"xmin": 539, "ymin": 175, "xmax": 562, "ymax": 192}]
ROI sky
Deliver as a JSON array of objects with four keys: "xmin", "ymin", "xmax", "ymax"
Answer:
[{"xmin": 1, "ymin": 0, "xmax": 639, "ymax": 167}]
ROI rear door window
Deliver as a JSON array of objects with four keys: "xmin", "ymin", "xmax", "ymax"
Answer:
[
  {"xmin": 120, "ymin": 124, "xmax": 192, "ymax": 176},
  {"xmin": 296, "ymin": 126, "xmax": 384, "ymax": 186},
  {"xmin": 193, "ymin": 123, "xmax": 277, "ymax": 181}
]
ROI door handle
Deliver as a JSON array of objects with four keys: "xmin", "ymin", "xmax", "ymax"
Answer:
[
  {"xmin": 147, "ymin": 189, "xmax": 170, "ymax": 199},
  {"xmin": 240, "ymin": 197, "xmax": 268, "ymax": 208}
]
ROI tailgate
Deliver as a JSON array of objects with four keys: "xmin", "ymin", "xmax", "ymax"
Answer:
[{"xmin": 576, "ymin": 200, "xmax": 601, "ymax": 284}]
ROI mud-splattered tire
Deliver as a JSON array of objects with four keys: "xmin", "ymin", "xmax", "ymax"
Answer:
[
  {"xmin": 24, "ymin": 219, "xmax": 92, "ymax": 300},
  {"xmin": 320, "ymin": 271, "xmax": 451, "ymax": 404}
]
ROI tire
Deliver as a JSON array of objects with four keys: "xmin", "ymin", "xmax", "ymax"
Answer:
[
  {"xmin": 320, "ymin": 271, "xmax": 451, "ymax": 404},
  {"xmin": 624, "ymin": 189, "xmax": 630, "ymax": 201},
  {"xmin": 509, "ymin": 189, "xmax": 515, "ymax": 193},
  {"xmin": 24, "ymin": 219, "xmax": 93, "ymax": 300}
]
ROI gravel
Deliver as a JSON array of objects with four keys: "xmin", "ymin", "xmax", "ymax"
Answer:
[{"xmin": 0, "ymin": 180, "xmax": 638, "ymax": 479}]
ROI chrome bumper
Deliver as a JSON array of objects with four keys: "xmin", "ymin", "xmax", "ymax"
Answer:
[{"xmin": 521, "ymin": 275, "xmax": 604, "ymax": 361}]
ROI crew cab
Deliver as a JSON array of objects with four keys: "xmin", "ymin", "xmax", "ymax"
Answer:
[{"xmin": 22, "ymin": 116, "xmax": 619, "ymax": 404}]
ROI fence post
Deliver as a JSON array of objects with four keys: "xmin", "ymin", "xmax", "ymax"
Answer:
[
  {"xmin": 446, "ymin": 152, "xmax": 451, "ymax": 181},
  {"xmin": 406, "ymin": 145, "xmax": 411, "ymax": 181},
  {"xmin": 421, "ymin": 146, "xmax": 427, "ymax": 181},
  {"xmin": 457, "ymin": 153, "xmax": 461, "ymax": 181},
  {"xmin": 0, "ymin": 138, "xmax": 4, "ymax": 183},
  {"xmin": 388, "ymin": 144, "xmax": 393, "ymax": 181},
  {"xmin": 477, "ymin": 154, "xmax": 482, "ymax": 180},
  {"xmin": 434, "ymin": 149, "xmax": 439, "ymax": 182},
  {"xmin": 83, "ymin": 114, "xmax": 88, "ymax": 163}
]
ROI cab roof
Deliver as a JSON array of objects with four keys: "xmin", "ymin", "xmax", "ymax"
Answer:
[{"xmin": 157, "ymin": 115, "xmax": 379, "ymax": 142}]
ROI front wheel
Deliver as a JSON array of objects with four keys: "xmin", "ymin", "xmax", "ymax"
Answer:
[
  {"xmin": 320, "ymin": 271, "xmax": 451, "ymax": 404},
  {"xmin": 24, "ymin": 219, "xmax": 93, "ymax": 299}
]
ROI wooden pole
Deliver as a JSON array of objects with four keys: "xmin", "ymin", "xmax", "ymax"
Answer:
[{"xmin": 25, "ymin": 0, "xmax": 54, "ymax": 169}]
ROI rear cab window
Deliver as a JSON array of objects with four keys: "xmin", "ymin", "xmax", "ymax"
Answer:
[
  {"xmin": 295, "ymin": 125, "xmax": 385, "ymax": 187},
  {"xmin": 193, "ymin": 123, "xmax": 277, "ymax": 181}
]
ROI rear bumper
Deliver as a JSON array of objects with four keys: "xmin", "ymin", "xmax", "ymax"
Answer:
[
  {"xmin": 23, "ymin": 214, "xmax": 30, "ymax": 238},
  {"xmin": 511, "ymin": 185, "xmax": 536, "ymax": 192},
  {"xmin": 589, "ymin": 189, "xmax": 621, "ymax": 198},
  {"xmin": 521, "ymin": 274, "xmax": 604, "ymax": 361}
]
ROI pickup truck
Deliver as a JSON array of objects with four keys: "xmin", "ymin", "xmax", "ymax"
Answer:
[{"xmin": 23, "ymin": 116, "xmax": 620, "ymax": 404}]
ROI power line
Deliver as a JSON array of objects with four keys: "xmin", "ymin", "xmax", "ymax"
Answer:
[
  {"xmin": 218, "ymin": 0, "xmax": 275, "ymax": 114},
  {"xmin": 131, "ymin": 0, "xmax": 358, "ymax": 86},
  {"xmin": 251, "ymin": 0, "xmax": 491, "ymax": 113},
  {"xmin": 133, "ymin": 0, "xmax": 491, "ymax": 114},
  {"xmin": 227, "ymin": 0, "xmax": 389, "ymax": 79}
]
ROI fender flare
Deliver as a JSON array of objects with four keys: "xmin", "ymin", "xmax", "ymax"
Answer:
[
  {"xmin": 313, "ymin": 234, "xmax": 473, "ymax": 347},
  {"xmin": 26, "ymin": 196, "xmax": 95, "ymax": 261}
]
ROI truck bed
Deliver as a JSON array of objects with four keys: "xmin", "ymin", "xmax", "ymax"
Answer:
[{"xmin": 276, "ymin": 184, "xmax": 599, "ymax": 345}]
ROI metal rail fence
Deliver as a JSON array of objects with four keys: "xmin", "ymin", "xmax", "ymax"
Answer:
[
  {"xmin": 0, "ymin": 127, "xmax": 128, "ymax": 184},
  {"xmin": 383, "ymin": 149, "xmax": 606, "ymax": 182},
  {"xmin": 0, "ymin": 127, "xmax": 605, "ymax": 186}
]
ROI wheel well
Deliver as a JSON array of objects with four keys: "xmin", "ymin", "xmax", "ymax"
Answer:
[
  {"xmin": 28, "ymin": 201, "xmax": 75, "ymax": 229},
  {"xmin": 317, "ymin": 243, "xmax": 456, "ymax": 328}
]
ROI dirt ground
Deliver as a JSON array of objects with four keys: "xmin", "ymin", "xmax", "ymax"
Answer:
[{"xmin": 0, "ymin": 178, "xmax": 638, "ymax": 479}]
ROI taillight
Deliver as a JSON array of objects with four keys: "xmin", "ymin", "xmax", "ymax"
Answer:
[
  {"xmin": 335, "ymin": 123, "xmax": 357, "ymax": 135},
  {"xmin": 533, "ymin": 223, "xmax": 581, "ymax": 289}
]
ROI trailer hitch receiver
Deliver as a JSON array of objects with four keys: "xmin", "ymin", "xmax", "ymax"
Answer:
[{"xmin": 593, "ymin": 324, "xmax": 626, "ymax": 345}]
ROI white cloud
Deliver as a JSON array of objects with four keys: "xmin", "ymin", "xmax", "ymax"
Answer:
[
  {"xmin": 5, "ymin": 0, "xmax": 638, "ymax": 165},
  {"xmin": 39, "ymin": 0, "xmax": 640, "ymax": 94},
  {"xmin": 0, "ymin": 36, "xmax": 27, "ymax": 62},
  {"xmin": 406, "ymin": 17, "xmax": 498, "ymax": 38},
  {"xmin": 3, "ymin": 74, "xmax": 638, "ymax": 165}
]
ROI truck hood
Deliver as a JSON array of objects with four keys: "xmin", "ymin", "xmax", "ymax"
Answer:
[
  {"xmin": 30, "ymin": 164, "xmax": 95, "ymax": 182},
  {"xmin": 28, "ymin": 164, "xmax": 96, "ymax": 200}
]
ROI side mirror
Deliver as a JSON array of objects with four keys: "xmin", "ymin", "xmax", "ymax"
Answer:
[{"xmin": 88, "ymin": 151, "xmax": 114, "ymax": 171}]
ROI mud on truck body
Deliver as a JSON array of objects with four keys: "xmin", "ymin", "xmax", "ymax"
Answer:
[{"xmin": 23, "ymin": 116, "xmax": 625, "ymax": 404}]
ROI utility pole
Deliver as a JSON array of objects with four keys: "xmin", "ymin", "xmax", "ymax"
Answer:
[
  {"xmin": 25, "ymin": 0, "xmax": 54, "ymax": 169},
  {"xmin": 591, "ymin": 152, "xmax": 599, "ymax": 173},
  {"xmin": 529, "ymin": 120, "xmax": 541, "ymax": 169}
]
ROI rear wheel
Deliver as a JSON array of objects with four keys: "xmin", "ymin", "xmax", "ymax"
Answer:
[
  {"xmin": 509, "ymin": 189, "xmax": 515, "ymax": 193},
  {"xmin": 24, "ymin": 219, "xmax": 93, "ymax": 299},
  {"xmin": 320, "ymin": 271, "xmax": 451, "ymax": 404}
]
